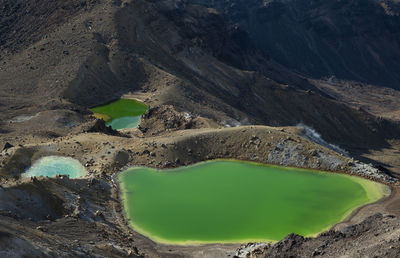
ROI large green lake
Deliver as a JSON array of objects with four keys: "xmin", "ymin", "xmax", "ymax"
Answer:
[
  {"xmin": 118, "ymin": 160, "xmax": 390, "ymax": 244},
  {"xmin": 90, "ymin": 99, "xmax": 148, "ymax": 130}
]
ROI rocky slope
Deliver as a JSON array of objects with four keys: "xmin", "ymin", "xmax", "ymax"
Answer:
[
  {"xmin": 237, "ymin": 214, "xmax": 400, "ymax": 258},
  {"xmin": 191, "ymin": 0, "xmax": 400, "ymax": 88},
  {"xmin": 0, "ymin": 125, "xmax": 398, "ymax": 257},
  {"xmin": 1, "ymin": 0, "xmax": 400, "ymax": 152},
  {"xmin": 1, "ymin": 0, "xmax": 400, "ymax": 257}
]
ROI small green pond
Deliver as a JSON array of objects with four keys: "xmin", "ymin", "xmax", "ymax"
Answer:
[
  {"xmin": 90, "ymin": 99, "xmax": 148, "ymax": 130},
  {"xmin": 118, "ymin": 160, "xmax": 390, "ymax": 244},
  {"xmin": 22, "ymin": 156, "xmax": 86, "ymax": 179}
]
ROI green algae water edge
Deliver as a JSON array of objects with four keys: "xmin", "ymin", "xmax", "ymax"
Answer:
[
  {"xmin": 90, "ymin": 99, "xmax": 148, "ymax": 130},
  {"xmin": 22, "ymin": 156, "xmax": 86, "ymax": 179},
  {"xmin": 118, "ymin": 160, "xmax": 390, "ymax": 245}
]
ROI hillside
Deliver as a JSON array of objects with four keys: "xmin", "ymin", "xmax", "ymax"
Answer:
[
  {"xmin": 1, "ymin": 0, "xmax": 400, "ymax": 257},
  {"xmin": 1, "ymin": 0, "xmax": 400, "ymax": 150},
  {"xmin": 191, "ymin": 0, "xmax": 400, "ymax": 88}
]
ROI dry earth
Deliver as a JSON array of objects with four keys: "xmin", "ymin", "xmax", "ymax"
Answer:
[
  {"xmin": 1, "ymin": 0, "xmax": 400, "ymax": 257},
  {"xmin": 1, "ymin": 116, "xmax": 399, "ymax": 257}
]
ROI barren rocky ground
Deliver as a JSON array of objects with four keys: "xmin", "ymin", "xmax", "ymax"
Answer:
[{"xmin": 1, "ymin": 0, "xmax": 400, "ymax": 257}]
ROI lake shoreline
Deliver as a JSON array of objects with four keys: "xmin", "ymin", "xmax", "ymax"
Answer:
[
  {"xmin": 116, "ymin": 159, "xmax": 391, "ymax": 246},
  {"xmin": 90, "ymin": 98, "xmax": 148, "ymax": 130}
]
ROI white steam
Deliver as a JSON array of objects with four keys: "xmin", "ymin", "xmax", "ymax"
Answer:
[{"xmin": 297, "ymin": 123, "xmax": 348, "ymax": 156}]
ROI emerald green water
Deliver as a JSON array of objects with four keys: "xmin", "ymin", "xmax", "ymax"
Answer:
[
  {"xmin": 90, "ymin": 99, "xmax": 148, "ymax": 130},
  {"xmin": 118, "ymin": 160, "xmax": 389, "ymax": 244},
  {"xmin": 22, "ymin": 156, "xmax": 86, "ymax": 178}
]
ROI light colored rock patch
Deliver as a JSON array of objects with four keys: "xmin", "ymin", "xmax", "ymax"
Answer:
[
  {"xmin": 351, "ymin": 162, "xmax": 396, "ymax": 183},
  {"xmin": 267, "ymin": 139, "xmax": 345, "ymax": 171}
]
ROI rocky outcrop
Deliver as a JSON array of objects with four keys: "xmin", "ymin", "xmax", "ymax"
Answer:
[
  {"xmin": 139, "ymin": 105, "xmax": 218, "ymax": 136},
  {"xmin": 2, "ymin": 142, "xmax": 13, "ymax": 151},
  {"xmin": 85, "ymin": 119, "xmax": 122, "ymax": 136},
  {"xmin": 0, "ymin": 231, "xmax": 46, "ymax": 257},
  {"xmin": 251, "ymin": 214, "xmax": 400, "ymax": 258}
]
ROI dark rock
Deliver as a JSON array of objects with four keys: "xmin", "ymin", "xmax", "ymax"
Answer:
[
  {"xmin": 86, "ymin": 119, "xmax": 121, "ymax": 136},
  {"xmin": 201, "ymin": 0, "xmax": 400, "ymax": 89},
  {"xmin": 114, "ymin": 151, "xmax": 129, "ymax": 166},
  {"xmin": 36, "ymin": 226, "xmax": 47, "ymax": 232},
  {"xmin": 3, "ymin": 142, "xmax": 13, "ymax": 150}
]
